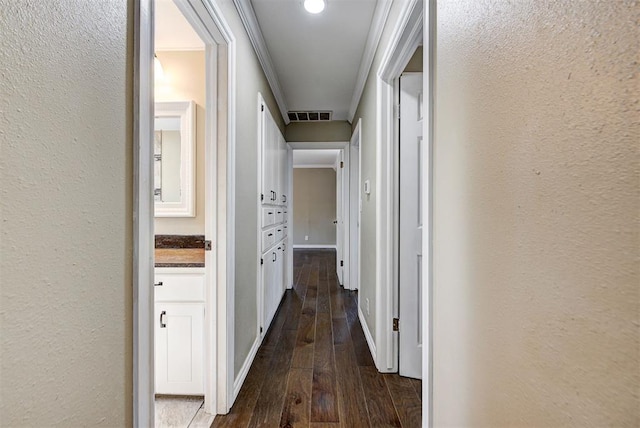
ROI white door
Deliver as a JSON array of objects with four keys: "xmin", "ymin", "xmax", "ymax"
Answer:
[
  {"xmin": 336, "ymin": 151, "xmax": 344, "ymax": 284},
  {"xmin": 155, "ymin": 303, "xmax": 205, "ymax": 395},
  {"xmin": 349, "ymin": 130, "xmax": 361, "ymax": 291},
  {"xmin": 399, "ymin": 72, "xmax": 423, "ymax": 379}
]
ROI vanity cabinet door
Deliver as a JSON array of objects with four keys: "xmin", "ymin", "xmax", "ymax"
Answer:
[{"xmin": 155, "ymin": 303, "xmax": 204, "ymax": 395}]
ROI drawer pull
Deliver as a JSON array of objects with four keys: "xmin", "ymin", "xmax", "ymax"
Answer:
[
  {"xmin": 268, "ymin": 233, "xmax": 273, "ymax": 236},
  {"xmin": 154, "ymin": 281, "xmax": 163, "ymax": 287},
  {"xmin": 160, "ymin": 311, "xmax": 167, "ymax": 328}
]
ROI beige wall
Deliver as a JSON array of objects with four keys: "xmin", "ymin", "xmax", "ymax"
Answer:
[
  {"xmin": 404, "ymin": 46, "xmax": 423, "ymax": 72},
  {"xmin": 433, "ymin": 1, "xmax": 639, "ymax": 426},
  {"xmin": 351, "ymin": 0, "xmax": 407, "ymax": 343},
  {"xmin": 0, "ymin": 0, "xmax": 132, "ymax": 426},
  {"xmin": 215, "ymin": 0, "xmax": 286, "ymax": 378},
  {"xmin": 293, "ymin": 169, "xmax": 337, "ymax": 246},
  {"xmin": 155, "ymin": 50, "xmax": 206, "ymax": 235},
  {"xmin": 285, "ymin": 121, "xmax": 352, "ymax": 142}
]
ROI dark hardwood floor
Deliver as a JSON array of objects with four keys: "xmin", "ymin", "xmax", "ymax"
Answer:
[{"xmin": 213, "ymin": 249, "xmax": 422, "ymax": 428}]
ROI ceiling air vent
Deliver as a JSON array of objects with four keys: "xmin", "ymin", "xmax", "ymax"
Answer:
[{"xmin": 287, "ymin": 111, "xmax": 333, "ymax": 122}]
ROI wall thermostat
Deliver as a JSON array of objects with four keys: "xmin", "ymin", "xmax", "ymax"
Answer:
[{"xmin": 364, "ymin": 179, "xmax": 371, "ymax": 195}]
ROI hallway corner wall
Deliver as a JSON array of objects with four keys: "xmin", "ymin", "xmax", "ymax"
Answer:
[
  {"xmin": 0, "ymin": 0, "xmax": 133, "ymax": 425},
  {"xmin": 216, "ymin": 1, "xmax": 286, "ymax": 381},
  {"xmin": 350, "ymin": 0, "xmax": 408, "ymax": 352},
  {"xmin": 432, "ymin": 1, "xmax": 639, "ymax": 426}
]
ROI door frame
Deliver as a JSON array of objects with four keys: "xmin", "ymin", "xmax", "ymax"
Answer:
[
  {"xmin": 374, "ymin": 0, "xmax": 433, "ymax": 425},
  {"xmin": 349, "ymin": 120, "xmax": 362, "ymax": 292},
  {"xmin": 288, "ymin": 142, "xmax": 350, "ymax": 283},
  {"xmin": 133, "ymin": 0, "xmax": 237, "ymax": 425}
]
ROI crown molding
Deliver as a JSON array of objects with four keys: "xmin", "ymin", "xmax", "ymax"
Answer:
[
  {"xmin": 233, "ymin": 0, "xmax": 290, "ymax": 124},
  {"xmin": 347, "ymin": 0, "xmax": 393, "ymax": 122}
]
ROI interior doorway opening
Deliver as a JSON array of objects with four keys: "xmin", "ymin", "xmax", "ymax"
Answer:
[
  {"xmin": 289, "ymin": 142, "xmax": 353, "ymax": 291},
  {"xmin": 134, "ymin": 0, "xmax": 236, "ymax": 425}
]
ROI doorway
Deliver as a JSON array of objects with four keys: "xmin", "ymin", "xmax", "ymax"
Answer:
[
  {"xmin": 289, "ymin": 142, "xmax": 351, "ymax": 291},
  {"xmin": 134, "ymin": 0, "xmax": 236, "ymax": 425}
]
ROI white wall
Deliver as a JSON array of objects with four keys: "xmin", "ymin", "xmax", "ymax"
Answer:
[
  {"xmin": 0, "ymin": 0, "xmax": 132, "ymax": 425},
  {"xmin": 432, "ymin": 1, "xmax": 639, "ymax": 425},
  {"xmin": 155, "ymin": 50, "xmax": 206, "ymax": 235},
  {"xmin": 293, "ymin": 168, "xmax": 337, "ymax": 246}
]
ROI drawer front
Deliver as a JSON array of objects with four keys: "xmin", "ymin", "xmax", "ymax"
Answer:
[
  {"xmin": 275, "ymin": 226, "xmax": 284, "ymax": 243},
  {"xmin": 283, "ymin": 210, "xmax": 288, "ymax": 223},
  {"xmin": 262, "ymin": 227, "xmax": 276, "ymax": 250},
  {"xmin": 155, "ymin": 272, "xmax": 205, "ymax": 302},
  {"xmin": 275, "ymin": 209, "xmax": 284, "ymax": 224},
  {"xmin": 262, "ymin": 208, "xmax": 275, "ymax": 227},
  {"xmin": 282, "ymin": 224, "xmax": 289, "ymax": 237}
]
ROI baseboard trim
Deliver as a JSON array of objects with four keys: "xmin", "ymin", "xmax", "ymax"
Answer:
[
  {"xmin": 233, "ymin": 333, "xmax": 261, "ymax": 399},
  {"xmin": 293, "ymin": 244, "xmax": 337, "ymax": 249},
  {"xmin": 358, "ymin": 305, "xmax": 377, "ymax": 364}
]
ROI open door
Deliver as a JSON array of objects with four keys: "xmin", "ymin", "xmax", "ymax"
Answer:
[
  {"xmin": 398, "ymin": 72, "xmax": 423, "ymax": 379},
  {"xmin": 335, "ymin": 150, "xmax": 344, "ymax": 285},
  {"xmin": 349, "ymin": 123, "xmax": 361, "ymax": 291}
]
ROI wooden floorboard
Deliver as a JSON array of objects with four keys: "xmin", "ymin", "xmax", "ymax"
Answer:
[{"xmin": 212, "ymin": 249, "xmax": 421, "ymax": 428}]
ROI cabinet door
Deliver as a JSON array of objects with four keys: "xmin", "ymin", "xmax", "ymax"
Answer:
[{"xmin": 155, "ymin": 303, "xmax": 204, "ymax": 395}]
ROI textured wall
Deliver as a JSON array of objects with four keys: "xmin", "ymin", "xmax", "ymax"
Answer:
[
  {"xmin": 285, "ymin": 121, "xmax": 352, "ymax": 142},
  {"xmin": 215, "ymin": 0, "xmax": 285, "ymax": 378},
  {"xmin": 433, "ymin": 0, "xmax": 639, "ymax": 426},
  {"xmin": 0, "ymin": 0, "xmax": 132, "ymax": 426},
  {"xmin": 293, "ymin": 169, "xmax": 337, "ymax": 246},
  {"xmin": 155, "ymin": 50, "xmax": 206, "ymax": 235}
]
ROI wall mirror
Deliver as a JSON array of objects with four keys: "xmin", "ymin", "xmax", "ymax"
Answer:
[{"xmin": 154, "ymin": 100, "xmax": 196, "ymax": 217}]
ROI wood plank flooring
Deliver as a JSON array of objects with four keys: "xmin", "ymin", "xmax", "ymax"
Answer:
[{"xmin": 213, "ymin": 249, "xmax": 422, "ymax": 428}]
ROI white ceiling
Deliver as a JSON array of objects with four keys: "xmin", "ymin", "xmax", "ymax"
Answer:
[
  {"xmin": 242, "ymin": 0, "xmax": 389, "ymax": 122},
  {"xmin": 155, "ymin": 0, "xmax": 204, "ymax": 51},
  {"xmin": 293, "ymin": 149, "xmax": 340, "ymax": 168},
  {"xmin": 155, "ymin": 0, "xmax": 390, "ymax": 122}
]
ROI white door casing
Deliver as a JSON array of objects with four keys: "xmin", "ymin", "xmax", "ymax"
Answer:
[
  {"xmin": 336, "ymin": 150, "xmax": 344, "ymax": 284},
  {"xmin": 349, "ymin": 122, "xmax": 361, "ymax": 291},
  {"xmin": 399, "ymin": 72, "xmax": 423, "ymax": 379}
]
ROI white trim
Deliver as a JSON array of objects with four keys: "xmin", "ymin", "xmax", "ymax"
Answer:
[
  {"xmin": 133, "ymin": 0, "xmax": 155, "ymax": 425},
  {"xmin": 288, "ymin": 141, "xmax": 349, "ymax": 150},
  {"xmin": 347, "ymin": 0, "xmax": 393, "ymax": 121},
  {"xmin": 256, "ymin": 92, "xmax": 265, "ymax": 345},
  {"xmin": 358, "ymin": 304, "xmax": 377, "ymax": 362},
  {"xmin": 293, "ymin": 164, "xmax": 337, "ymax": 169},
  {"xmin": 375, "ymin": 0, "xmax": 423, "ymax": 374},
  {"xmin": 232, "ymin": 0, "xmax": 290, "ymax": 124},
  {"xmin": 293, "ymin": 244, "xmax": 337, "ymax": 250},
  {"xmin": 155, "ymin": 46, "xmax": 206, "ymax": 52},
  {"xmin": 233, "ymin": 334, "xmax": 261, "ymax": 399},
  {"xmin": 349, "ymin": 120, "xmax": 361, "ymax": 292}
]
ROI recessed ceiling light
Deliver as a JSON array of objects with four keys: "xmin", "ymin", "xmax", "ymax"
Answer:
[{"xmin": 304, "ymin": 0, "xmax": 325, "ymax": 14}]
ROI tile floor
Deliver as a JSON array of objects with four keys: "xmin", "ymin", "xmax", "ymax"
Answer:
[{"xmin": 155, "ymin": 396, "xmax": 210, "ymax": 428}]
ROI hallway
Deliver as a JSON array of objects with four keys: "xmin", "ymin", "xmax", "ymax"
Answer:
[{"xmin": 213, "ymin": 250, "xmax": 422, "ymax": 427}]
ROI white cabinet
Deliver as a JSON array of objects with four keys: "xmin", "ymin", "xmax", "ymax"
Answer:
[
  {"xmin": 155, "ymin": 303, "xmax": 204, "ymax": 395},
  {"xmin": 154, "ymin": 268, "xmax": 205, "ymax": 395},
  {"xmin": 259, "ymin": 95, "xmax": 290, "ymax": 336}
]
